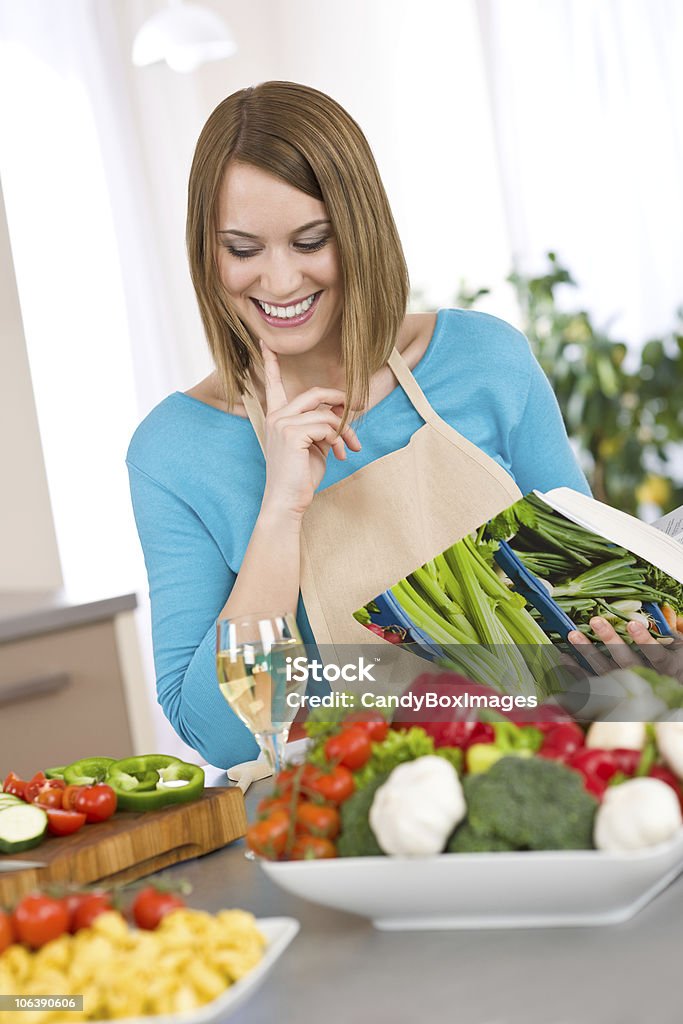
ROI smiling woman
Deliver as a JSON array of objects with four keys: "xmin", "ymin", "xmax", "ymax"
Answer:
[{"xmin": 126, "ymin": 81, "xmax": 590, "ymax": 769}]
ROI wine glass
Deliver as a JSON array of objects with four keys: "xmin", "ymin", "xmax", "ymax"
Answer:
[{"xmin": 216, "ymin": 612, "xmax": 306, "ymax": 775}]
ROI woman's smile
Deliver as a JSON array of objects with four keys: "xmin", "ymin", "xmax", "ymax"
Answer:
[{"xmin": 250, "ymin": 291, "xmax": 322, "ymax": 327}]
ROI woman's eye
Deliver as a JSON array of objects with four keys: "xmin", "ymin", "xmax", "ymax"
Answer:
[
  {"xmin": 225, "ymin": 246, "xmax": 259, "ymax": 261},
  {"xmin": 296, "ymin": 238, "xmax": 328, "ymax": 253}
]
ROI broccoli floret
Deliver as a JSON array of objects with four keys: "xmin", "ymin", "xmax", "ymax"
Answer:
[
  {"xmin": 462, "ymin": 757, "xmax": 597, "ymax": 851},
  {"xmin": 337, "ymin": 772, "xmax": 390, "ymax": 857},
  {"xmin": 447, "ymin": 823, "xmax": 515, "ymax": 853}
]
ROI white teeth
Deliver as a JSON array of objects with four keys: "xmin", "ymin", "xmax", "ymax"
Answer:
[{"xmin": 257, "ymin": 293, "xmax": 316, "ymax": 318}]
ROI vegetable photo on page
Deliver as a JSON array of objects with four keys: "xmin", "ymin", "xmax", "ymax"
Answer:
[{"xmin": 353, "ymin": 487, "xmax": 683, "ymax": 711}]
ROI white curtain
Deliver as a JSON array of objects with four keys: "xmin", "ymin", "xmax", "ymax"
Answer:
[
  {"xmin": 477, "ymin": 0, "xmax": 683, "ymax": 348},
  {"xmin": 0, "ymin": 0, "xmax": 212, "ymax": 758}
]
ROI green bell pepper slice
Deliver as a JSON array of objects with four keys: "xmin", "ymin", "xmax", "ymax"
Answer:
[
  {"xmin": 44, "ymin": 765, "xmax": 68, "ymax": 780},
  {"xmin": 105, "ymin": 755, "xmax": 204, "ymax": 811},
  {"xmin": 63, "ymin": 757, "xmax": 117, "ymax": 785}
]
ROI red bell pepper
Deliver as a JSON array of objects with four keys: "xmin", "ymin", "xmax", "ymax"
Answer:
[
  {"xmin": 568, "ymin": 747, "xmax": 641, "ymax": 798},
  {"xmin": 537, "ymin": 722, "xmax": 585, "ymax": 762}
]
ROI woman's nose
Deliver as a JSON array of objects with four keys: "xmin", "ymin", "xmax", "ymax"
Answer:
[{"xmin": 258, "ymin": 250, "xmax": 304, "ymax": 299}]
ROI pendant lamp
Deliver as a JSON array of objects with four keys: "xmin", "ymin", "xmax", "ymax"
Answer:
[{"xmin": 132, "ymin": 0, "xmax": 237, "ymax": 73}]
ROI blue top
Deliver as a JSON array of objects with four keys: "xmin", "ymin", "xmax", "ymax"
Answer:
[{"xmin": 126, "ymin": 309, "xmax": 591, "ymax": 768}]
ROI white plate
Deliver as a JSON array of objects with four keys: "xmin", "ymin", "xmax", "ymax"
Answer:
[
  {"xmin": 261, "ymin": 832, "xmax": 683, "ymax": 930},
  {"xmin": 110, "ymin": 917, "xmax": 299, "ymax": 1023}
]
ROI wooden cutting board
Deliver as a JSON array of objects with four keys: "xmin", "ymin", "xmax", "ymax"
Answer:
[{"xmin": 0, "ymin": 787, "xmax": 247, "ymax": 903}]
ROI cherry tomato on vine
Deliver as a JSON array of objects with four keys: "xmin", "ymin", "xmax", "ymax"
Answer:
[
  {"xmin": 256, "ymin": 796, "xmax": 292, "ymax": 818},
  {"xmin": 304, "ymin": 765, "xmax": 355, "ymax": 805},
  {"xmin": 274, "ymin": 767, "xmax": 300, "ymax": 795},
  {"xmin": 12, "ymin": 894, "xmax": 69, "ymax": 949},
  {"xmin": 325, "ymin": 727, "xmax": 372, "ymax": 770},
  {"xmin": 295, "ymin": 802, "xmax": 340, "ymax": 839},
  {"xmin": 342, "ymin": 711, "xmax": 389, "ymax": 743},
  {"xmin": 246, "ymin": 810, "xmax": 291, "ymax": 860},
  {"xmin": 289, "ymin": 835, "xmax": 336, "ymax": 860}
]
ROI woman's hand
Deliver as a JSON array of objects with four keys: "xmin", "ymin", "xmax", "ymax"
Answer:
[
  {"xmin": 568, "ymin": 616, "xmax": 683, "ymax": 683},
  {"xmin": 259, "ymin": 340, "xmax": 362, "ymax": 520}
]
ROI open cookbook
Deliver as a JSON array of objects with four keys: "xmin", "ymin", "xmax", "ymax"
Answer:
[{"xmin": 353, "ymin": 488, "xmax": 683, "ymax": 696}]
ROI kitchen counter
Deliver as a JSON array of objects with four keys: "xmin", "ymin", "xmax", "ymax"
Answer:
[
  {"xmin": 162, "ymin": 777, "xmax": 683, "ymax": 1024},
  {"xmin": 0, "ymin": 589, "xmax": 137, "ymax": 643}
]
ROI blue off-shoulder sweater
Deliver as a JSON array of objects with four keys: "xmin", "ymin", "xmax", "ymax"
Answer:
[{"xmin": 126, "ymin": 309, "xmax": 590, "ymax": 768}]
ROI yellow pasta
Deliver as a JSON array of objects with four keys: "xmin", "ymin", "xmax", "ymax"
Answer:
[{"xmin": 0, "ymin": 906, "xmax": 266, "ymax": 1022}]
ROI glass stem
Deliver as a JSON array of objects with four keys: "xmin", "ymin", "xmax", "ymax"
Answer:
[{"xmin": 254, "ymin": 729, "xmax": 290, "ymax": 774}]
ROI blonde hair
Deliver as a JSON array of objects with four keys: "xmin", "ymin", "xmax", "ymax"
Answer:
[{"xmin": 186, "ymin": 81, "xmax": 409, "ymax": 429}]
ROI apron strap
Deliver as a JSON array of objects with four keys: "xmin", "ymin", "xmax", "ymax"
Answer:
[
  {"xmin": 242, "ymin": 344, "xmax": 439, "ymax": 450},
  {"xmin": 387, "ymin": 347, "xmax": 441, "ymax": 426}
]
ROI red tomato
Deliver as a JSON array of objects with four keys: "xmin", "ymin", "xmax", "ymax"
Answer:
[
  {"xmin": 24, "ymin": 773, "xmax": 48, "ymax": 803},
  {"xmin": 246, "ymin": 810, "xmax": 290, "ymax": 860},
  {"xmin": 70, "ymin": 892, "xmax": 113, "ymax": 931},
  {"xmin": 289, "ymin": 835, "xmax": 337, "ymax": 860},
  {"xmin": 304, "ymin": 765, "xmax": 355, "ymax": 805},
  {"xmin": 256, "ymin": 796, "xmax": 292, "ymax": 818},
  {"xmin": 3, "ymin": 772, "xmax": 27, "ymax": 799},
  {"xmin": 12, "ymin": 894, "xmax": 69, "ymax": 949},
  {"xmin": 295, "ymin": 802, "xmax": 340, "ymax": 839},
  {"xmin": 0, "ymin": 910, "xmax": 14, "ymax": 953},
  {"xmin": 132, "ymin": 887, "xmax": 185, "ymax": 930},
  {"xmin": 73, "ymin": 785, "xmax": 117, "ymax": 823},
  {"xmin": 273, "ymin": 767, "xmax": 300, "ymax": 795},
  {"xmin": 62, "ymin": 785, "xmax": 86, "ymax": 811},
  {"xmin": 34, "ymin": 782, "xmax": 68, "ymax": 809},
  {"xmin": 45, "ymin": 808, "xmax": 87, "ymax": 836},
  {"xmin": 341, "ymin": 711, "xmax": 389, "ymax": 743},
  {"xmin": 324, "ymin": 727, "xmax": 372, "ymax": 770}
]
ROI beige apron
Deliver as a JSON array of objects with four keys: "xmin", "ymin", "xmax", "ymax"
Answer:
[{"xmin": 242, "ymin": 346, "xmax": 522, "ymax": 686}]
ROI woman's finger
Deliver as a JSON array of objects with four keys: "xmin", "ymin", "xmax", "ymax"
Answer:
[
  {"xmin": 276, "ymin": 409, "xmax": 361, "ymax": 453},
  {"xmin": 587, "ymin": 617, "xmax": 642, "ymax": 669},
  {"xmin": 330, "ymin": 404, "xmax": 362, "ymax": 452},
  {"xmin": 567, "ymin": 630, "xmax": 618, "ymax": 676},
  {"xmin": 280, "ymin": 386, "xmax": 349, "ymax": 417},
  {"xmin": 260, "ymin": 340, "xmax": 289, "ymax": 414},
  {"xmin": 627, "ymin": 620, "xmax": 682, "ymax": 676}
]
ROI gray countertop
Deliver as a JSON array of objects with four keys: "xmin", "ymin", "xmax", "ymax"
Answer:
[
  {"xmin": 0, "ymin": 589, "xmax": 137, "ymax": 643},
  {"xmin": 162, "ymin": 779, "xmax": 683, "ymax": 1024}
]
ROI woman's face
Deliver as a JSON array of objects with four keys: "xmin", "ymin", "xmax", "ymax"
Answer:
[{"xmin": 216, "ymin": 162, "xmax": 343, "ymax": 356}]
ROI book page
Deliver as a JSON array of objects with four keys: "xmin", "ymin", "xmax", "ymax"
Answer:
[{"xmin": 653, "ymin": 504, "xmax": 683, "ymax": 543}]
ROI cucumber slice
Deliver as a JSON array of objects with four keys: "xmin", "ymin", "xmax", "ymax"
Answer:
[
  {"xmin": 0, "ymin": 803, "xmax": 48, "ymax": 854},
  {"xmin": 0, "ymin": 795, "xmax": 23, "ymax": 807}
]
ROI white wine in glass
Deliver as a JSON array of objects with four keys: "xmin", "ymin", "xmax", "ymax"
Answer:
[{"xmin": 216, "ymin": 613, "xmax": 306, "ymax": 774}]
